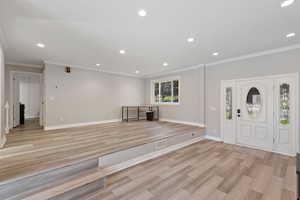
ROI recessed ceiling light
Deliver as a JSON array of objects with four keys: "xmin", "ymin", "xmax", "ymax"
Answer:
[
  {"xmin": 36, "ymin": 43, "xmax": 45, "ymax": 48},
  {"xmin": 120, "ymin": 50, "xmax": 126, "ymax": 54},
  {"xmin": 135, "ymin": 70, "xmax": 140, "ymax": 74},
  {"xmin": 212, "ymin": 52, "xmax": 219, "ymax": 56},
  {"xmin": 96, "ymin": 64, "xmax": 101, "ymax": 66},
  {"xmin": 163, "ymin": 62, "xmax": 168, "ymax": 66},
  {"xmin": 286, "ymin": 32, "xmax": 296, "ymax": 38},
  {"xmin": 138, "ymin": 9, "xmax": 147, "ymax": 17},
  {"xmin": 281, "ymin": 0, "xmax": 295, "ymax": 7},
  {"xmin": 187, "ymin": 37, "xmax": 195, "ymax": 43}
]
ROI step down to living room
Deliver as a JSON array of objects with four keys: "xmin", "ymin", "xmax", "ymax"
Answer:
[{"xmin": 1, "ymin": 131, "xmax": 204, "ymax": 200}]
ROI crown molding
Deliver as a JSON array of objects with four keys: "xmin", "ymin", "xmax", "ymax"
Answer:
[
  {"xmin": 206, "ymin": 43, "xmax": 300, "ymax": 67},
  {"xmin": 4, "ymin": 44, "xmax": 300, "ymax": 79},
  {"xmin": 142, "ymin": 63, "xmax": 205, "ymax": 79},
  {"xmin": 43, "ymin": 60, "xmax": 141, "ymax": 78},
  {"xmin": 5, "ymin": 61, "xmax": 43, "ymax": 69}
]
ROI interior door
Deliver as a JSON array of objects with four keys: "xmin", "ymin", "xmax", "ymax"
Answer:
[
  {"xmin": 13, "ymin": 75, "xmax": 20, "ymax": 127},
  {"xmin": 236, "ymin": 79, "xmax": 274, "ymax": 151}
]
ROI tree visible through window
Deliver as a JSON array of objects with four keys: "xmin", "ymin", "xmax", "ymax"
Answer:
[{"xmin": 152, "ymin": 78, "xmax": 180, "ymax": 104}]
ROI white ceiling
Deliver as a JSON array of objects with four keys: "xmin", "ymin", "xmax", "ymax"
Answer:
[{"xmin": 0, "ymin": 0, "xmax": 299, "ymax": 76}]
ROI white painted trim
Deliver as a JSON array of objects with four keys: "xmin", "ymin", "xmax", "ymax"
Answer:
[
  {"xmin": 0, "ymin": 135, "xmax": 6, "ymax": 148},
  {"xmin": 295, "ymin": 73, "xmax": 299, "ymax": 153},
  {"xmin": 205, "ymin": 135, "xmax": 223, "ymax": 142},
  {"xmin": 206, "ymin": 44, "xmax": 300, "ymax": 67},
  {"xmin": 220, "ymin": 73, "xmax": 299, "ymax": 156},
  {"xmin": 159, "ymin": 118, "xmax": 206, "ymax": 128},
  {"xmin": 44, "ymin": 61, "xmax": 141, "ymax": 78},
  {"xmin": 144, "ymin": 44, "xmax": 300, "ymax": 78},
  {"xmin": 44, "ymin": 119, "xmax": 121, "ymax": 131},
  {"xmin": 143, "ymin": 64, "xmax": 204, "ymax": 78},
  {"xmin": 101, "ymin": 136, "xmax": 205, "ymax": 173},
  {"xmin": 6, "ymin": 62, "xmax": 43, "ymax": 69},
  {"xmin": 3, "ymin": 44, "xmax": 300, "ymax": 80}
]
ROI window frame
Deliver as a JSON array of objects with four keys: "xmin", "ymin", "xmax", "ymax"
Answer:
[{"xmin": 151, "ymin": 76, "xmax": 181, "ymax": 105}]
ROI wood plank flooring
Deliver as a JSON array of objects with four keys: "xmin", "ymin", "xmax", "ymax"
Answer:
[
  {"xmin": 0, "ymin": 121, "xmax": 204, "ymax": 183},
  {"xmin": 85, "ymin": 140, "xmax": 296, "ymax": 200}
]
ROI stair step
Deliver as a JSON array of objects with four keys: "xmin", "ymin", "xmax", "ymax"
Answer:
[
  {"xmin": 22, "ymin": 168, "xmax": 113, "ymax": 200},
  {"xmin": 0, "ymin": 159, "xmax": 98, "ymax": 200}
]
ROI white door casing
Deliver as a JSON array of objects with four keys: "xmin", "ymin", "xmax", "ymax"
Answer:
[
  {"xmin": 10, "ymin": 71, "xmax": 43, "ymax": 129},
  {"xmin": 220, "ymin": 80, "xmax": 236, "ymax": 144},
  {"xmin": 13, "ymin": 75, "xmax": 20, "ymax": 127},
  {"xmin": 220, "ymin": 73, "xmax": 299, "ymax": 156}
]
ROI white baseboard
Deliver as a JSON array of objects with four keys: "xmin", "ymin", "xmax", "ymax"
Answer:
[
  {"xmin": 102, "ymin": 136, "xmax": 205, "ymax": 173},
  {"xmin": 0, "ymin": 135, "xmax": 7, "ymax": 148},
  {"xmin": 205, "ymin": 135, "xmax": 223, "ymax": 142},
  {"xmin": 159, "ymin": 118, "xmax": 206, "ymax": 128},
  {"xmin": 44, "ymin": 119, "xmax": 121, "ymax": 131}
]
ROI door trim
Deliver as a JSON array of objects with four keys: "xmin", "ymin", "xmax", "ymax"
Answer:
[
  {"xmin": 220, "ymin": 73, "xmax": 299, "ymax": 156},
  {"xmin": 9, "ymin": 71, "xmax": 43, "ymax": 130}
]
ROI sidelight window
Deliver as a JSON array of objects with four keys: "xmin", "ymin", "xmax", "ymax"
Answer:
[
  {"xmin": 225, "ymin": 87, "xmax": 233, "ymax": 120},
  {"xmin": 279, "ymin": 83, "xmax": 290, "ymax": 125}
]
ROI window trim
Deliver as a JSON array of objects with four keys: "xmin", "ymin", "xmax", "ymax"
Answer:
[{"xmin": 151, "ymin": 76, "xmax": 181, "ymax": 105}]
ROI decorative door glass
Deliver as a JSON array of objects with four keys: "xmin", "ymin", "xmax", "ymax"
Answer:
[
  {"xmin": 246, "ymin": 87, "xmax": 262, "ymax": 118},
  {"xmin": 225, "ymin": 87, "xmax": 233, "ymax": 120},
  {"xmin": 280, "ymin": 83, "xmax": 290, "ymax": 125}
]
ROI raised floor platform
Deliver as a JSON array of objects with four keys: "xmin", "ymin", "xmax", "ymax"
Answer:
[{"xmin": 0, "ymin": 121, "xmax": 205, "ymax": 199}]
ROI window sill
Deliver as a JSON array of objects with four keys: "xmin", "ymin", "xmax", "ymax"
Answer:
[{"xmin": 152, "ymin": 103, "xmax": 180, "ymax": 106}]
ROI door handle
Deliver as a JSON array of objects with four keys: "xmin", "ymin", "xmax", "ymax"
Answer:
[{"xmin": 237, "ymin": 109, "xmax": 241, "ymax": 117}]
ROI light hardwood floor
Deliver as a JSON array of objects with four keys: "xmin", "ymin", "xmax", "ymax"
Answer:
[
  {"xmin": 0, "ymin": 121, "xmax": 204, "ymax": 182},
  {"xmin": 85, "ymin": 140, "xmax": 296, "ymax": 200}
]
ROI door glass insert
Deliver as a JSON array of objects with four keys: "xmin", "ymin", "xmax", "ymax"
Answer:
[
  {"xmin": 280, "ymin": 83, "xmax": 290, "ymax": 125},
  {"xmin": 246, "ymin": 87, "xmax": 262, "ymax": 118},
  {"xmin": 225, "ymin": 87, "xmax": 233, "ymax": 120}
]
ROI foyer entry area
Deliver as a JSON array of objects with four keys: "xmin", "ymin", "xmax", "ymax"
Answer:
[{"xmin": 221, "ymin": 73, "xmax": 299, "ymax": 156}]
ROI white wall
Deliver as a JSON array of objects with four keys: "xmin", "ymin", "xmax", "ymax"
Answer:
[
  {"xmin": 206, "ymin": 48, "xmax": 300, "ymax": 145},
  {"xmin": 44, "ymin": 64, "xmax": 145, "ymax": 128},
  {"xmin": 145, "ymin": 67, "xmax": 205, "ymax": 125},
  {"xmin": 0, "ymin": 43, "xmax": 6, "ymax": 147}
]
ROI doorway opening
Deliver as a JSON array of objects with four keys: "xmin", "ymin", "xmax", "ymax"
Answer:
[{"xmin": 10, "ymin": 71, "xmax": 43, "ymax": 133}]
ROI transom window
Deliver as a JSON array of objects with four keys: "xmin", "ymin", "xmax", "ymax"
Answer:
[{"xmin": 152, "ymin": 78, "xmax": 180, "ymax": 104}]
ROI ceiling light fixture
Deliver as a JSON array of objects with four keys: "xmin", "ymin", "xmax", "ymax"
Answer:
[
  {"xmin": 138, "ymin": 9, "xmax": 147, "ymax": 17},
  {"xmin": 212, "ymin": 52, "xmax": 219, "ymax": 56},
  {"xmin": 96, "ymin": 64, "xmax": 101, "ymax": 66},
  {"xmin": 135, "ymin": 70, "xmax": 140, "ymax": 74},
  {"xmin": 187, "ymin": 37, "xmax": 195, "ymax": 43},
  {"xmin": 120, "ymin": 50, "xmax": 126, "ymax": 54},
  {"xmin": 281, "ymin": 0, "xmax": 295, "ymax": 7},
  {"xmin": 36, "ymin": 43, "xmax": 45, "ymax": 48},
  {"xmin": 163, "ymin": 62, "xmax": 168, "ymax": 66},
  {"xmin": 286, "ymin": 32, "xmax": 296, "ymax": 38}
]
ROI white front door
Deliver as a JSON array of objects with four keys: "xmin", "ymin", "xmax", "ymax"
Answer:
[{"xmin": 236, "ymin": 79, "xmax": 274, "ymax": 151}]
